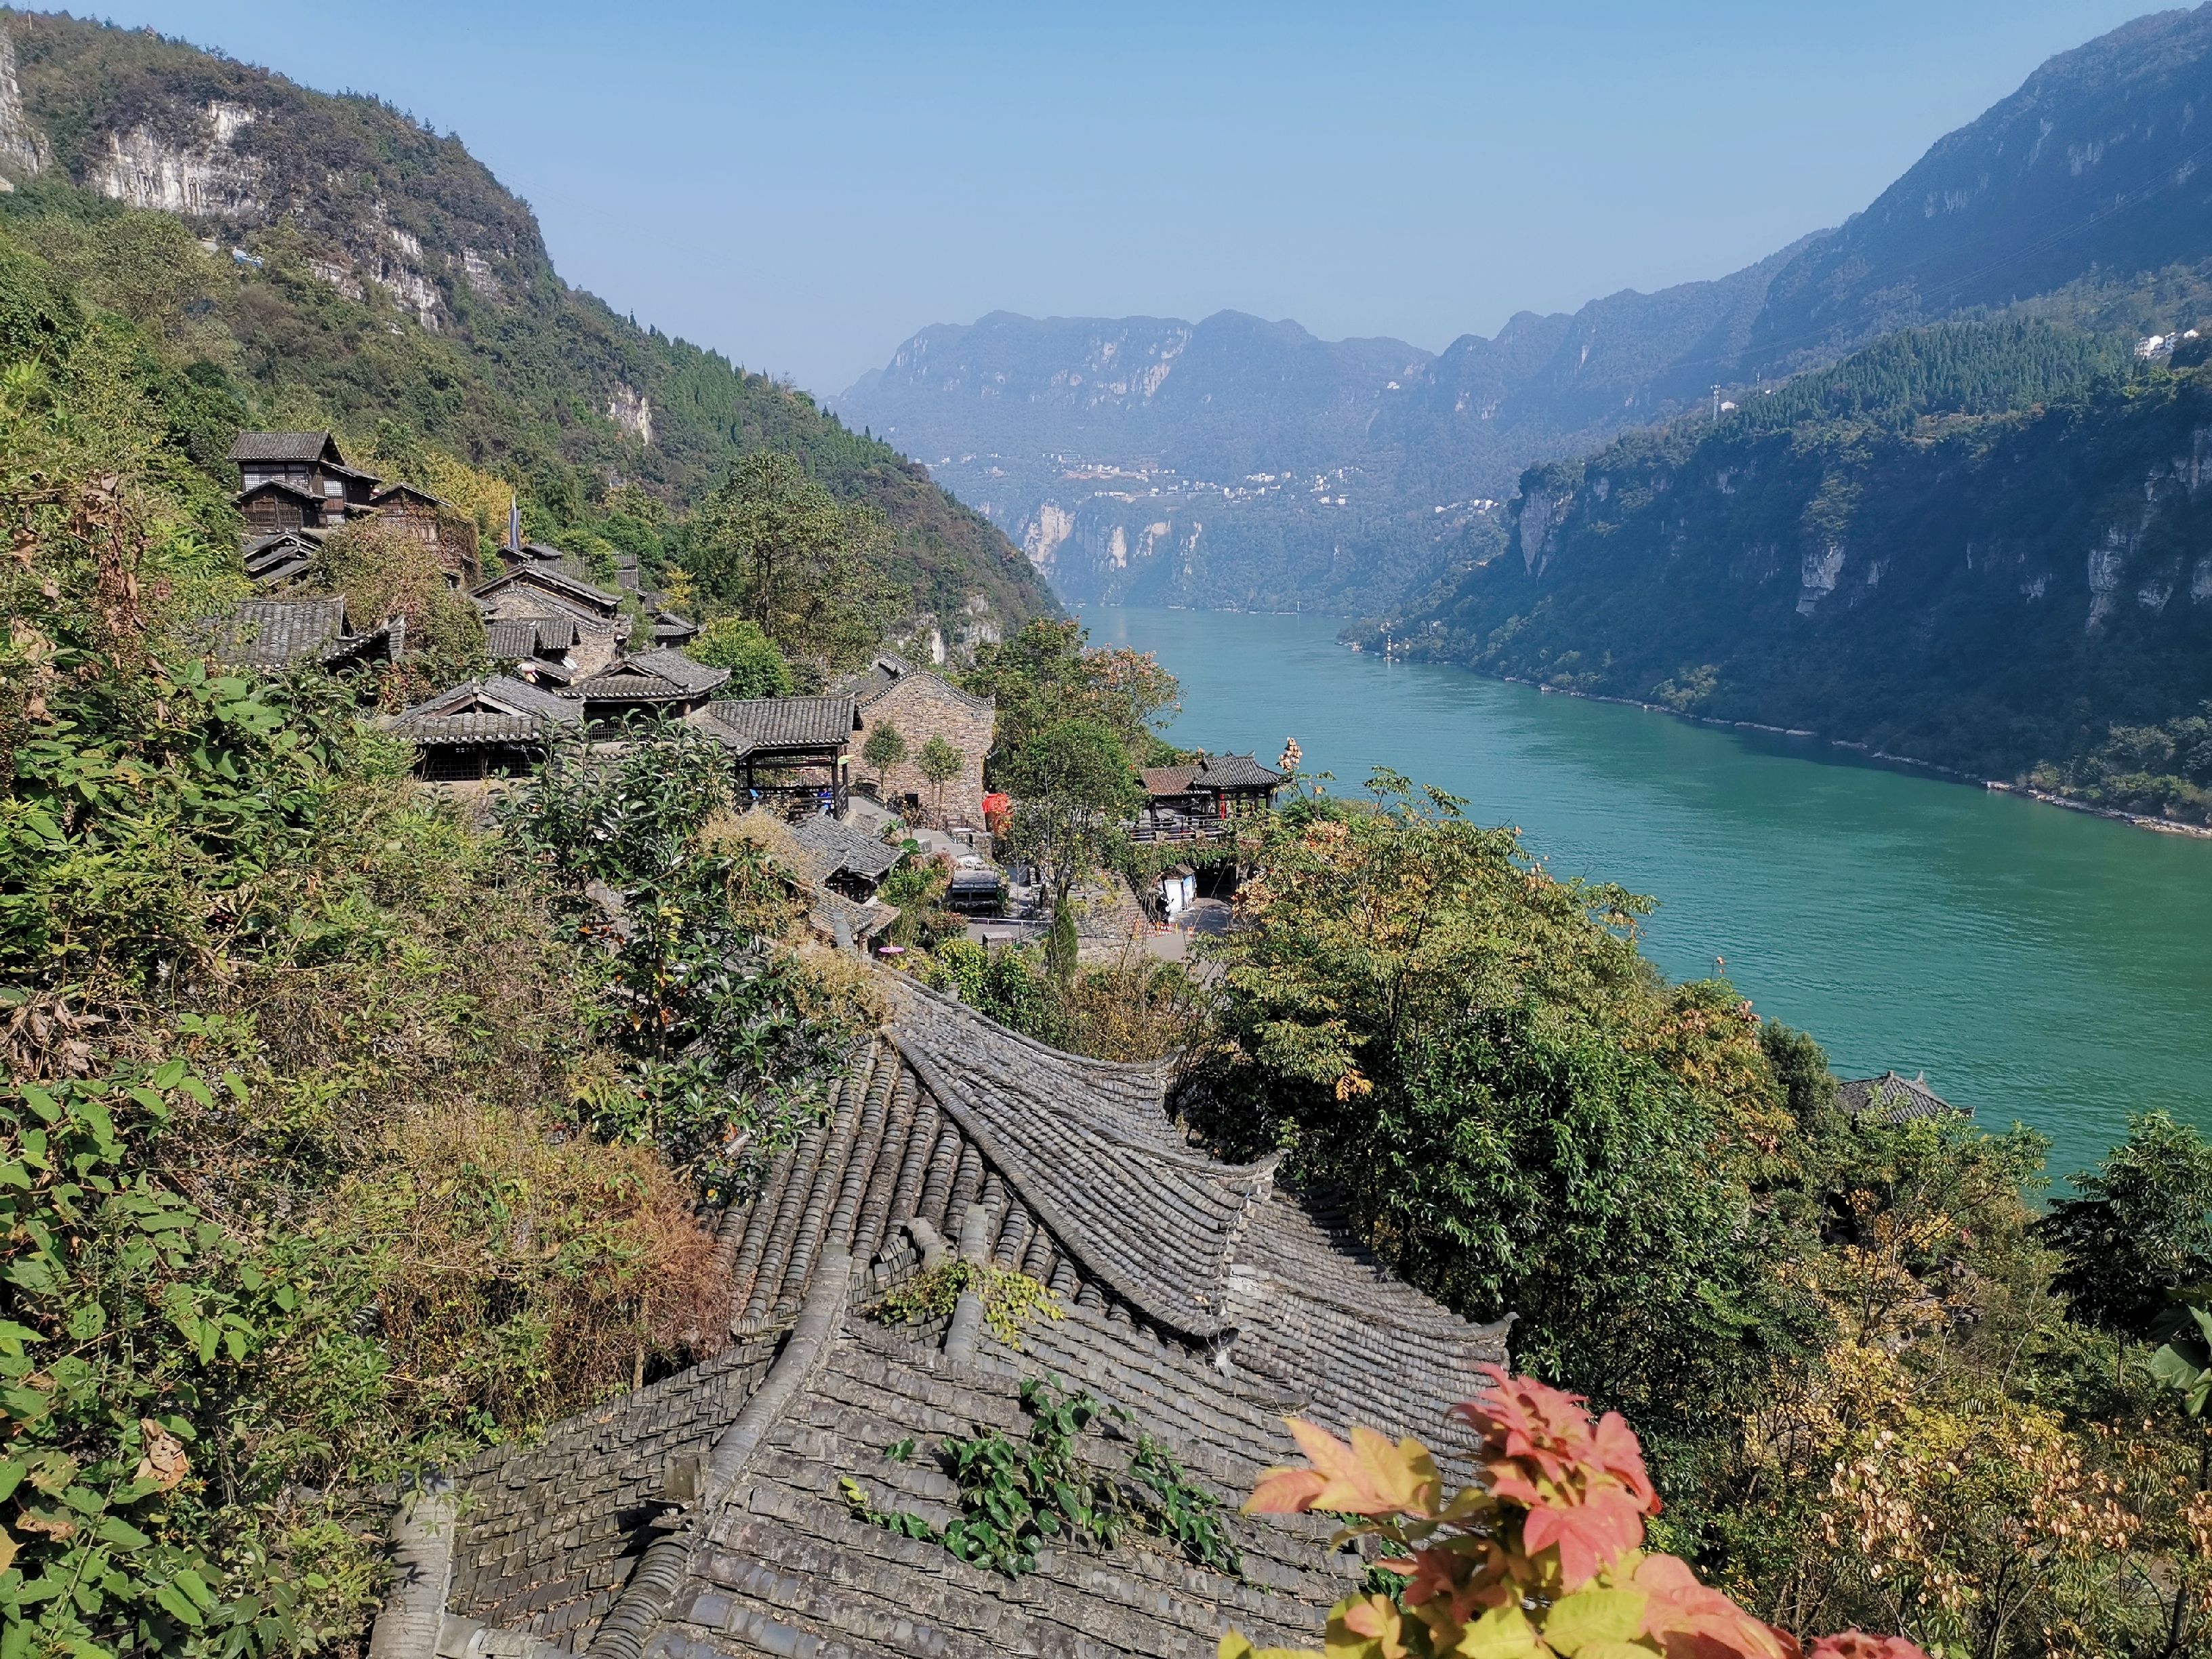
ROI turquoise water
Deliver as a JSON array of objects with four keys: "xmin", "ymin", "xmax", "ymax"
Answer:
[{"xmin": 1083, "ymin": 605, "xmax": 2212, "ymax": 1179}]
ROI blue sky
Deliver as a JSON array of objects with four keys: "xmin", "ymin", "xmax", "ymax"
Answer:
[{"xmin": 83, "ymin": 1, "xmax": 2163, "ymax": 392}]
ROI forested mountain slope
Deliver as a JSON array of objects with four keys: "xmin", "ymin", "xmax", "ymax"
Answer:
[
  {"xmin": 844, "ymin": 4, "xmax": 2212, "ymax": 613},
  {"xmin": 1378, "ymin": 320, "xmax": 2212, "ymax": 823},
  {"xmin": 0, "ymin": 9, "xmax": 1054, "ymax": 634}
]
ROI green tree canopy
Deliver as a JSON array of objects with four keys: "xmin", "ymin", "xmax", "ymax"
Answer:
[
  {"xmin": 2043, "ymin": 1111, "xmax": 2212, "ymax": 1340},
  {"xmin": 962, "ymin": 618, "xmax": 1181, "ymax": 766},
  {"xmin": 998, "ymin": 717, "xmax": 1144, "ymax": 914},
  {"xmin": 685, "ymin": 451, "xmax": 905, "ymax": 676},
  {"xmin": 1182, "ymin": 773, "xmax": 1790, "ymax": 1437},
  {"xmin": 917, "ymin": 732, "xmax": 964, "ymax": 820},
  {"xmin": 863, "ymin": 721, "xmax": 909, "ymax": 794},
  {"xmin": 687, "ymin": 614, "xmax": 794, "ymax": 700}
]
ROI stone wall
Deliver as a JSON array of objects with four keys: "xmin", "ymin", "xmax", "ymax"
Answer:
[{"xmin": 856, "ymin": 674, "xmax": 994, "ymax": 826}]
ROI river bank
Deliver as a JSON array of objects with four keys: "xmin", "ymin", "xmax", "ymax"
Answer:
[{"xmin": 1355, "ymin": 648, "xmax": 2212, "ymax": 841}]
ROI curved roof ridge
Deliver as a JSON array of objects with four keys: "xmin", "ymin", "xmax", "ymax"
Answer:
[{"xmin": 881, "ymin": 978, "xmax": 1275, "ymax": 1341}]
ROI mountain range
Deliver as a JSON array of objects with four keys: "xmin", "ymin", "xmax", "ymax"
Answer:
[{"xmin": 837, "ymin": 4, "xmax": 2212, "ymax": 613}]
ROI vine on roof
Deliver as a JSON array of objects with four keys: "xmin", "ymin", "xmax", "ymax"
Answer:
[{"xmin": 839, "ymin": 1378, "xmax": 1242, "ymax": 1580}]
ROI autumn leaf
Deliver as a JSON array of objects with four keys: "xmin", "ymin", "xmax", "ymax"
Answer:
[
  {"xmin": 1542, "ymin": 1585, "xmax": 1647, "ymax": 1654},
  {"xmin": 136, "ymin": 1418, "xmax": 189, "ymax": 1492},
  {"xmin": 1521, "ymin": 1491, "xmax": 1644, "ymax": 1589},
  {"xmin": 1248, "ymin": 1419, "xmax": 1440, "ymax": 1517},
  {"xmin": 1634, "ymin": 1553, "xmax": 1799, "ymax": 1659},
  {"xmin": 1455, "ymin": 1602, "xmax": 1549, "ymax": 1659}
]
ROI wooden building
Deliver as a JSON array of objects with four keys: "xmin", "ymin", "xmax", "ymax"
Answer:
[
  {"xmin": 1135, "ymin": 752, "xmax": 1286, "ymax": 842},
  {"xmin": 828, "ymin": 651, "xmax": 995, "ymax": 825},
  {"xmin": 227, "ymin": 431, "xmax": 381, "ymax": 529},
  {"xmin": 194, "ymin": 596, "xmax": 403, "ymax": 675},
  {"xmin": 562, "ymin": 648, "xmax": 729, "ymax": 728},
  {"xmin": 686, "ymin": 695, "xmax": 861, "ymax": 817},
  {"xmin": 471, "ymin": 566, "xmax": 630, "ymax": 676},
  {"xmin": 381, "ymin": 676, "xmax": 583, "ymax": 783}
]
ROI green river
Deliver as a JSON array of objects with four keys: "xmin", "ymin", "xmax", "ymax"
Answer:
[{"xmin": 1084, "ymin": 605, "xmax": 2212, "ymax": 1179}]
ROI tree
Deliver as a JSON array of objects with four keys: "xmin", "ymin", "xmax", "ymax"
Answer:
[
  {"xmin": 863, "ymin": 721, "xmax": 909, "ymax": 799},
  {"xmin": 997, "ymin": 718, "xmax": 1142, "ymax": 916},
  {"xmin": 917, "ymin": 733, "xmax": 964, "ymax": 823},
  {"xmin": 2044, "ymin": 1112, "xmax": 2212, "ymax": 1340},
  {"xmin": 1184, "ymin": 772, "xmax": 1790, "ymax": 1440},
  {"xmin": 687, "ymin": 615, "xmax": 794, "ymax": 699},
  {"xmin": 684, "ymin": 451, "xmax": 904, "ymax": 675},
  {"xmin": 961, "ymin": 618, "xmax": 1181, "ymax": 766},
  {"xmin": 313, "ymin": 516, "xmax": 487, "ymax": 704}
]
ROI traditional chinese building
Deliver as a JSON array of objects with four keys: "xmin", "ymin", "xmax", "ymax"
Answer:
[
  {"xmin": 1136, "ymin": 752, "xmax": 1287, "ymax": 841},
  {"xmin": 563, "ymin": 647, "xmax": 729, "ymax": 727},
  {"xmin": 367, "ymin": 974, "xmax": 1512, "ymax": 1659},
  {"xmin": 471, "ymin": 566, "xmax": 630, "ymax": 676},
  {"xmin": 687, "ymin": 695, "xmax": 863, "ymax": 817},
  {"xmin": 193, "ymin": 596, "xmax": 403, "ymax": 675},
  {"xmin": 380, "ymin": 676, "xmax": 583, "ymax": 783}
]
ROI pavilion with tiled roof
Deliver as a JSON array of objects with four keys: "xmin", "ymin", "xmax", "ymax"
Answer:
[
  {"xmin": 687, "ymin": 697, "xmax": 863, "ymax": 816},
  {"xmin": 371, "ymin": 974, "xmax": 1511, "ymax": 1659},
  {"xmin": 566, "ymin": 649, "xmax": 730, "ymax": 725}
]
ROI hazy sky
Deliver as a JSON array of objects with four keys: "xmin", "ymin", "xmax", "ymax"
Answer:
[{"xmin": 82, "ymin": 1, "xmax": 2164, "ymax": 393}]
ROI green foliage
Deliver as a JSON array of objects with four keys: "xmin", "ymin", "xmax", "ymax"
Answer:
[
  {"xmin": 998, "ymin": 718, "xmax": 1143, "ymax": 914},
  {"xmin": 873, "ymin": 1259, "xmax": 1063, "ymax": 1350},
  {"xmin": 2147, "ymin": 1301, "xmax": 2212, "ymax": 1418},
  {"xmin": 686, "ymin": 615, "xmax": 794, "ymax": 699},
  {"xmin": 499, "ymin": 723, "xmax": 861, "ymax": 1202},
  {"xmin": 841, "ymin": 1378, "xmax": 1239, "ymax": 1580},
  {"xmin": 961, "ymin": 618, "xmax": 1181, "ymax": 766},
  {"xmin": 685, "ymin": 452, "xmax": 905, "ymax": 675},
  {"xmin": 862, "ymin": 720, "xmax": 909, "ymax": 790},
  {"xmin": 0, "ymin": 1065, "xmax": 380, "ymax": 1654},
  {"xmin": 913, "ymin": 938, "xmax": 1062, "ymax": 1042},
  {"xmin": 1187, "ymin": 773, "xmax": 1794, "ymax": 1443},
  {"xmin": 2043, "ymin": 1112, "xmax": 2212, "ymax": 1340}
]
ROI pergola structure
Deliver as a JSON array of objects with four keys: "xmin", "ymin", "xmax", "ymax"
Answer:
[{"xmin": 686, "ymin": 696, "xmax": 861, "ymax": 817}]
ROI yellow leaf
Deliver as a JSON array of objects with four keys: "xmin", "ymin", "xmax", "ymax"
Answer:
[
  {"xmin": 1454, "ymin": 1603, "xmax": 1548, "ymax": 1659},
  {"xmin": 135, "ymin": 1419, "xmax": 188, "ymax": 1493},
  {"xmin": 0, "ymin": 1525, "xmax": 15, "ymax": 1574},
  {"xmin": 1223, "ymin": 1631, "xmax": 1324, "ymax": 1659},
  {"xmin": 1282, "ymin": 1418, "xmax": 1441, "ymax": 1516},
  {"xmin": 1541, "ymin": 1588, "xmax": 1647, "ymax": 1656},
  {"xmin": 1570, "ymin": 1645, "xmax": 1658, "ymax": 1659}
]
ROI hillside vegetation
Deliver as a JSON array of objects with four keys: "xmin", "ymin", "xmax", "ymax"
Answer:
[
  {"xmin": 0, "ymin": 202, "xmax": 884, "ymax": 1651},
  {"xmin": 1374, "ymin": 319, "xmax": 2212, "ymax": 823},
  {"xmin": 0, "ymin": 9, "xmax": 1054, "ymax": 635}
]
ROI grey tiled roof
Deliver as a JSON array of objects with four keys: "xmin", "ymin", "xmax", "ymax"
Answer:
[
  {"xmin": 430, "ymin": 982, "xmax": 1511, "ymax": 1658},
  {"xmin": 788, "ymin": 813, "xmax": 904, "ymax": 882},
  {"xmin": 1140, "ymin": 763, "xmax": 1200, "ymax": 796},
  {"xmin": 568, "ymin": 648, "xmax": 730, "ymax": 704},
  {"xmin": 482, "ymin": 619, "xmax": 542, "ymax": 660},
  {"xmin": 1840, "ymin": 1071, "xmax": 1964, "ymax": 1122},
  {"xmin": 652, "ymin": 611, "xmax": 701, "ymax": 644},
  {"xmin": 383, "ymin": 677, "xmax": 582, "ymax": 746},
  {"xmin": 830, "ymin": 651, "xmax": 995, "ymax": 714},
  {"xmin": 1195, "ymin": 752, "xmax": 1286, "ymax": 790},
  {"xmin": 197, "ymin": 598, "xmax": 347, "ymax": 666},
  {"xmin": 693, "ymin": 695, "xmax": 859, "ymax": 756},
  {"xmin": 367, "ymin": 482, "xmax": 445, "ymax": 509},
  {"xmin": 472, "ymin": 565, "xmax": 623, "ymax": 616},
  {"xmin": 226, "ymin": 430, "xmax": 338, "ymax": 464}
]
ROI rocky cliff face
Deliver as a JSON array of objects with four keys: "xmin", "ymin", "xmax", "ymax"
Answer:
[
  {"xmin": 1385, "ymin": 334, "xmax": 2212, "ymax": 789},
  {"xmin": 2, "ymin": 9, "xmax": 541, "ymax": 335}
]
